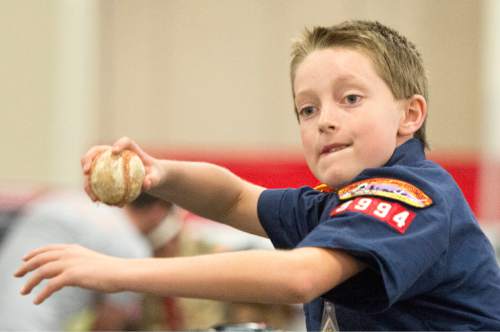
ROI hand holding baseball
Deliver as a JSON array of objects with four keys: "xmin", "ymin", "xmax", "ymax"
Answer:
[{"xmin": 81, "ymin": 137, "xmax": 163, "ymax": 205}]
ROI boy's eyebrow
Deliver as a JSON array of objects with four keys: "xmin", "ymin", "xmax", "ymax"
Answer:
[
  {"xmin": 332, "ymin": 73, "xmax": 370, "ymax": 87},
  {"xmin": 294, "ymin": 89, "xmax": 314, "ymax": 101},
  {"xmin": 294, "ymin": 74, "xmax": 369, "ymax": 100}
]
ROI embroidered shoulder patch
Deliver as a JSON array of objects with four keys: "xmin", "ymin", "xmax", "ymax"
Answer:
[
  {"xmin": 338, "ymin": 178, "xmax": 432, "ymax": 208},
  {"xmin": 331, "ymin": 197, "xmax": 416, "ymax": 234}
]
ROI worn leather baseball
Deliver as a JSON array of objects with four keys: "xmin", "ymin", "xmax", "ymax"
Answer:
[{"xmin": 89, "ymin": 148, "xmax": 145, "ymax": 206}]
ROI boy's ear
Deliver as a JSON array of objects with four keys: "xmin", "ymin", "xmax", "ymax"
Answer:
[{"xmin": 398, "ymin": 94, "xmax": 427, "ymax": 136}]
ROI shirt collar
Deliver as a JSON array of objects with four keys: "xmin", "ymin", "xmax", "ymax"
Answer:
[{"xmin": 384, "ymin": 138, "xmax": 426, "ymax": 167}]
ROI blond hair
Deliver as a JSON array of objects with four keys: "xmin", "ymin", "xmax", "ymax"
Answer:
[{"xmin": 290, "ymin": 20, "xmax": 429, "ymax": 148}]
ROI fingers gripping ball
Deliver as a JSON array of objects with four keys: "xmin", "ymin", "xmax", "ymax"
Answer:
[{"xmin": 90, "ymin": 149, "xmax": 145, "ymax": 205}]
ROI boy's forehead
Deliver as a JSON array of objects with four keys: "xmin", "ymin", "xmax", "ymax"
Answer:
[{"xmin": 293, "ymin": 48, "xmax": 380, "ymax": 94}]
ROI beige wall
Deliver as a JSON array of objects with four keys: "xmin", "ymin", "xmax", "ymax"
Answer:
[
  {"xmin": 98, "ymin": 0, "xmax": 482, "ymax": 151},
  {"xmin": 0, "ymin": 0, "xmax": 486, "ymax": 186},
  {"xmin": 0, "ymin": 1, "xmax": 58, "ymax": 183}
]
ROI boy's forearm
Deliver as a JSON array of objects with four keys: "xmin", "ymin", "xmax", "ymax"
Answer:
[
  {"xmin": 149, "ymin": 160, "xmax": 264, "ymax": 232},
  {"xmin": 120, "ymin": 250, "xmax": 307, "ymax": 303},
  {"xmin": 150, "ymin": 160, "xmax": 238, "ymax": 218},
  {"xmin": 116, "ymin": 248, "xmax": 364, "ymax": 304}
]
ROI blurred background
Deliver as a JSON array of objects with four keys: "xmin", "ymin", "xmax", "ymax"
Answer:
[{"xmin": 0, "ymin": 0, "xmax": 499, "ymax": 330}]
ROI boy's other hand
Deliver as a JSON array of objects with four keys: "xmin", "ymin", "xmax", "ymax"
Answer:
[
  {"xmin": 14, "ymin": 244, "xmax": 126, "ymax": 305},
  {"xmin": 81, "ymin": 137, "xmax": 163, "ymax": 199}
]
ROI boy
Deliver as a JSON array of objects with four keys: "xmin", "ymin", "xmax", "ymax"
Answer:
[{"xmin": 15, "ymin": 20, "xmax": 500, "ymax": 330}]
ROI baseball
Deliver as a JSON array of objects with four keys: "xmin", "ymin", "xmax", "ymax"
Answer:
[{"xmin": 89, "ymin": 148, "xmax": 145, "ymax": 206}]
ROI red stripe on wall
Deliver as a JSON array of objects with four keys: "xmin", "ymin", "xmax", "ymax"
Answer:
[
  {"xmin": 429, "ymin": 154, "xmax": 480, "ymax": 215},
  {"xmin": 154, "ymin": 149, "xmax": 484, "ymax": 217}
]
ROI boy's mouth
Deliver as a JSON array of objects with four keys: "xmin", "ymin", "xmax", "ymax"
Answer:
[{"xmin": 320, "ymin": 143, "xmax": 350, "ymax": 156}]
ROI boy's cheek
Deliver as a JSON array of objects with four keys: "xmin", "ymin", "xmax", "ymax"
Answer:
[{"xmin": 299, "ymin": 134, "xmax": 317, "ymax": 159}]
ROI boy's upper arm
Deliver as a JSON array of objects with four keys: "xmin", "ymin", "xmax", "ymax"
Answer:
[{"xmin": 224, "ymin": 183, "xmax": 267, "ymax": 237}]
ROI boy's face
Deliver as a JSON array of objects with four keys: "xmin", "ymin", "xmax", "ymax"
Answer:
[{"xmin": 294, "ymin": 47, "xmax": 407, "ymax": 188}]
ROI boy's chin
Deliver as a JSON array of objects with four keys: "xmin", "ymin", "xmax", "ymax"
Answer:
[{"xmin": 319, "ymin": 169, "xmax": 361, "ymax": 190}]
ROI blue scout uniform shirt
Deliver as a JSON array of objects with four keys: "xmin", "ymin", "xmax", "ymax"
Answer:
[{"xmin": 258, "ymin": 138, "xmax": 500, "ymax": 331}]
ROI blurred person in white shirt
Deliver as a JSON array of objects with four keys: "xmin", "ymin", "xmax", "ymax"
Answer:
[{"xmin": 0, "ymin": 190, "xmax": 172, "ymax": 331}]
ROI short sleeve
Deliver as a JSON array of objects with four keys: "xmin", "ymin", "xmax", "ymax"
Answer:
[
  {"xmin": 257, "ymin": 187, "xmax": 332, "ymax": 249},
  {"xmin": 297, "ymin": 198, "xmax": 449, "ymax": 313}
]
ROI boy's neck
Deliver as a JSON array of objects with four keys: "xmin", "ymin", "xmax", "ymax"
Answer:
[{"xmin": 396, "ymin": 135, "xmax": 413, "ymax": 148}]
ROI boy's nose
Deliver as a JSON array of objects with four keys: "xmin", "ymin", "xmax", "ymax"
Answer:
[{"xmin": 318, "ymin": 107, "xmax": 340, "ymax": 133}]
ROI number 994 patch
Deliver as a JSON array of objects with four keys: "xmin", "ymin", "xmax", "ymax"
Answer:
[{"xmin": 331, "ymin": 197, "xmax": 416, "ymax": 234}]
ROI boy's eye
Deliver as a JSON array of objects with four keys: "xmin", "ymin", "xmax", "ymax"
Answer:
[
  {"xmin": 298, "ymin": 106, "xmax": 317, "ymax": 119},
  {"xmin": 343, "ymin": 94, "xmax": 362, "ymax": 105}
]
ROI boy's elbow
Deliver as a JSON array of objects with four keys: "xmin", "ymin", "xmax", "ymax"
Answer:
[
  {"xmin": 285, "ymin": 271, "xmax": 323, "ymax": 304},
  {"xmin": 281, "ymin": 247, "xmax": 364, "ymax": 304}
]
